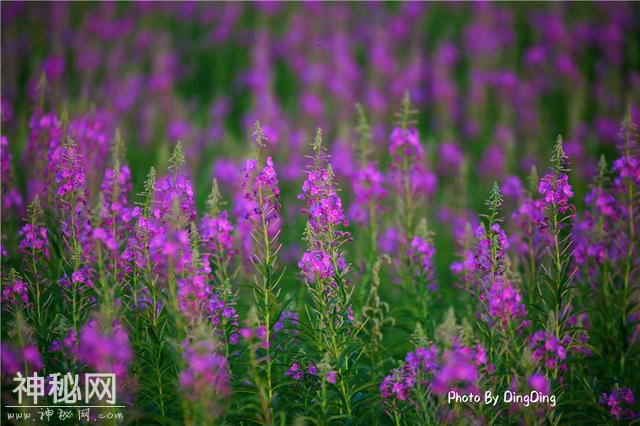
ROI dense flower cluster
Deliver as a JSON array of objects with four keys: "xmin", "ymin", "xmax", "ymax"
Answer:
[
  {"xmin": 298, "ymin": 250, "xmax": 346, "ymax": 285},
  {"xmin": 612, "ymin": 155, "xmax": 640, "ymax": 187},
  {"xmin": 299, "ymin": 168, "xmax": 348, "ymax": 233},
  {"xmin": 207, "ymin": 290, "xmax": 238, "ymax": 341},
  {"xmin": 407, "ymin": 235, "xmax": 436, "ymax": 278},
  {"xmin": 58, "ymin": 266, "xmax": 94, "ymax": 290},
  {"xmin": 200, "ymin": 211, "xmax": 235, "ymax": 260},
  {"xmin": 380, "ymin": 345, "xmax": 439, "ymax": 401},
  {"xmin": 18, "ymin": 223, "xmax": 50, "ymax": 260},
  {"xmin": 53, "ymin": 144, "xmax": 87, "ymax": 200},
  {"xmin": 529, "ymin": 331, "xmax": 568, "ymax": 372},
  {"xmin": 1, "ymin": 277, "xmax": 29, "ymax": 307},
  {"xmin": 538, "ymin": 173, "xmax": 574, "ymax": 214},
  {"xmin": 573, "ymin": 215, "xmax": 605, "ymax": 268},
  {"xmin": 241, "ymin": 156, "xmax": 281, "ymax": 228},
  {"xmin": 482, "ymin": 277, "xmax": 528, "ymax": 327},
  {"xmin": 599, "ymin": 387, "xmax": 638, "ymax": 420},
  {"xmin": 152, "ymin": 173, "xmax": 197, "ymax": 223},
  {"xmin": 474, "ymin": 223, "xmax": 509, "ymax": 274}
]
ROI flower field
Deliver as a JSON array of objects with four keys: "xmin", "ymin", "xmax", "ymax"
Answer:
[{"xmin": 1, "ymin": 2, "xmax": 639, "ymax": 425}]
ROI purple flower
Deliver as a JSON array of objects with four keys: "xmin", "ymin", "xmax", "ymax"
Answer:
[
  {"xmin": 481, "ymin": 277, "xmax": 528, "ymax": 328},
  {"xmin": 438, "ymin": 142, "xmax": 464, "ymax": 175},
  {"xmin": 389, "ymin": 127, "xmax": 422, "ymax": 165},
  {"xmin": 600, "ymin": 386, "xmax": 638, "ymax": 420},
  {"xmin": 381, "ymin": 345, "xmax": 439, "ymax": 403},
  {"xmin": 299, "ymin": 250, "xmax": 341, "ymax": 284},
  {"xmin": 1, "ymin": 342, "xmax": 42, "ymax": 376},
  {"xmin": 529, "ymin": 330, "xmax": 570, "ymax": 373},
  {"xmin": 152, "ymin": 173, "xmax": 196, "ymax": 223},
  {"xmin": 407, "ymin": 235, "xmax": 436, "ymax": 277},
  {"xmin": 299, "ymin": 168, "xmax": 348, "ymax": 233},
  {"xmin": 179, "ymin": 339, "xmax": 230, "ymax": 420},
  {"xmin": 538, "ymin": 173, "xmax": 574, "ymax": 214},
  {"xmin": 240, "ymin": 156, "xmax": 281, "ymax": 236},
  {"xmin": 432, "ymin": 345, "xmax": 483, "ymax": 396},
  {"xmin": 585, "ymin": 187, "xmax": 617, "ymax": 218},
  {"xmin": 239, "ymin": 328, "xmax": 253, "ymax": 340},
  {"xmin": 1, "ymin": 277, "xmax": 29, "ymax": 308},
  {"xmin": 98, "ymin": 165, "xmax": 134, "ymax": 246},
  {"xmin": 326, "ymin": 371, "xmax": 337, "ymax": 385},
  {"xmin": 200, "ymin": 211, "xmax": 235, "ymax": 261},
  {"xmin": 54, "ymin": 145, "xmax": 86, "ymax": 199},
  {"xmin": 1, "ymin": 136, "xmax": 24, "ymax": 218},
  {"xmin": 273, "ymin": 310, "xmax": 300, "ymax": 335},
  {"xmin": 50, "ymin": 328, "xmax": 78, "ymax": 357},
  {"xmin": 349, "ymin": 164, "xmax": 386, "ymax": 225},
  {"xmin": 23, "ymin": 112, "xmax": 63, "ymax": 200},
  {"xmin": 613, "ymin": 155, "xmax": 640, "ymax": 186},
  {"xmin": 18, "ymin": 223, "xmax": 49, "ymax": 260},
  {"xmin": 502, "ymin": 175, "xmax": 524, "ymax": 201},
  {"xmin": 285, "ymin": 362, "xmax": 304, "ymax": 381},
  {"xmin": 379, "ymin": 227, "xmax": 400, "ymax": 254},
  {"xmin": 528, "ymin": 373, "xmax": 550, "ymax": 394},
  {"xmin": 78, "ymin": 319, "xmax": 132, "ymax": 381},
  {"xmin": 177, "ymin": 273, "xmax": 211, "ymax": 320},
  {"xmin": 59, "ymin": 266, "xmax": 93, "ymax": 290}
]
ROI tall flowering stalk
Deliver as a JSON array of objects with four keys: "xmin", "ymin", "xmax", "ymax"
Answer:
[
  {"xmin": 298, "ymin": 128, "xmax": 357, "ymax": 418},
  {"xmin": 536, "ymin": 137, "xmax": 575, "ymax": 346},
  {"xmin": 240, "ymin": 121, "xmax": 285, "ymax": 425},
  {"xmin": 511, "ymin": 166, "xmax": 550, "ymax": 306},
  {"xmin": 125, "ymin": 166, "xmax": 172, "ymax": 418},
  {"xmin": 96, "ymin": 130, "xmax": 134, "ymax": 274},
  {"xmin": 387, "ymin": 94, "xmax": 439, "ymax": 321},
  {"xmin": 614, "ymin": 108, "xmax": 639, "ymax": 376},
  {"xmin": 390, "ymin": 91, "xmax": 421, "ymax": 243},
  {"xmin": 18, "ymin": 197, "xmax": 50, "ymax": 337},
  {"xmin": 351, "ymin": 105, "xmax": 387, "ymax": 299},
  {"xmin": 405, "ymin": 219, "xmax": 437, "ymax": 320},
  {"xmin": 93, "ymin": 130, "xmax": 134, "ymax": 323},
  {"xmin": 52, "ymin": 113, "xmax": 93, "ymax": 342},
  {"xmin": 351, "ymin": 104, "xmax": 386, "ymax": 250},
  {"xmin": 201, "ymin": 179, "xmax": 234, "ymax": 285},
  {"xmin": 457, "ymin": 183, "xmax": 528, "ymax": 389},
  {"xmin": 123, "ymin": 167, "xmax": 158, "ymax": 323},
  {"xmin": 200, "ymin": 179, "xmax": 239, "ymax": 349}
]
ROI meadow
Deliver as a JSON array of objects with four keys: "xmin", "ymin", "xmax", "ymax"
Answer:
[{"xmin": 1, "ymin": 2, "xmax": 639, "ymax": 424}]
